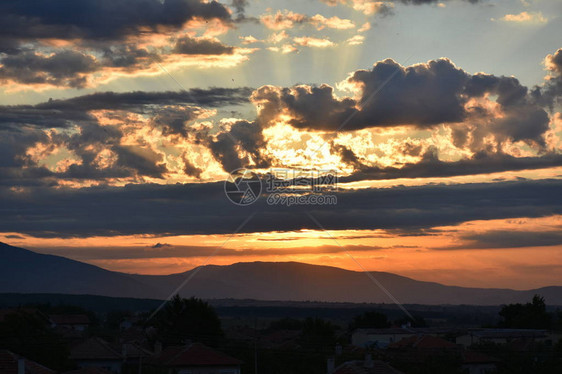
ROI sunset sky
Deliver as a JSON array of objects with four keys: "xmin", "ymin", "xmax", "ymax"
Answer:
[{"xmin": 1, "ymin": 0, "xmax": 561, "ymax": 290}]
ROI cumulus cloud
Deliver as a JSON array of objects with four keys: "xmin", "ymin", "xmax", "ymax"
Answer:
[
  {"xmin": 533, "ymin": 48, "xmax": 562, "ymax": 108},
  {"xmin": 251, "ymin": 58, "xmax": 552, "ymax": 152},
  {"xmin": 203, "ymin": 120, "xmax": 272, "ymax": 172}
]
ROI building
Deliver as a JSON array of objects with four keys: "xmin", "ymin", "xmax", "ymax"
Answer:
[
  {"xmin": 49, "ymin": 314, "xmax": 91, "ymax": 332},
  {"xmin": 0, "ymin": 349, "xmax": 55, "ymax": 374},
  {"xmin": 351, "ymin": 327, "xmax": 465, "ymax": 349},
  {"xmin": 351, "ymin": 328, "xmax": 416, "ymax": 348},
  {"xmin": 461, "ymin": 351, "xmax": 499, "ymax": 374},
  {"xmin": 149, "ymin": 342, "xmax": 242, "ymax": 374},
  {"xmin": 456, "ymin": 329, "xmax": 550, "ymax": 348},
  {"xmin": 70, "ymin": 337, "xmax": 123, "ymax": 373},
  {"xmin": 328, "ymin": 355, "xmax": 404, "ymax": 374}
]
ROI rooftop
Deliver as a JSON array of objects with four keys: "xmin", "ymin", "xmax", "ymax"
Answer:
[
  {"xmin": 150, "ymin": 343, "xmax": 242, "ymax": 367},
  {"xmin": 0, "ymin": 349, "xmax": 55, "ymax": 374}
]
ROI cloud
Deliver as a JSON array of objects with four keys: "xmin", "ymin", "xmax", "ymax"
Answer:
[
  {"xmin": 0, "ymin": 1, "xmax": 244, "ymax": 88},
  {"xmin": 0, "ymin": 0, "xmax": 232, "ymax": 43},
  {"xmin": 494, "ymin": 11, "xmax": 548, "ymax": 24},
  {"xmin": 533, "ymin": 48, "xmax": 562, "ymax": 108},
  {"xmin": 204, "ymin": 120, "xmax": 271, "ymax": 172},
  {"xmin": 337, "ymin": 150, "xmax": 562, "ymax": 182},
  {"xmin": 0, "ymin": 50, "xmax": 99, "ymax": 88},
  {"xmin": 293, "ymin": 37, "xmax": 335, "ymax": 48},
  {"xmin": 261, "ymin": 10, "xmax": 355, "ymax": 30},
  {"xmin": 0, "ymin": 179, "xmax": 560, "ymax": 238},
  {"xmin": 251, "ymin": 57, "xmax": 551, "ymax": 151},
  {"xmin": 453, "ymin": 230, "xmax": 562, "ymax": 249},
  {"xmin": 0, "ymin": 87, "xmax": 253, "ymax": 185},
  {"xmin": 347, "ymin": 35, "xmax": 365, "ymax": 46},
  {"xmin": 319, "ymin": 0, "xmax": 480, "ymax": 16},
  {"xmin": 320, "ymin": 0, "xmax": 394, "ymax": 16},
  {"xmin": 173, "ymin": 36, "xmax": 235, "ymax": 55}
]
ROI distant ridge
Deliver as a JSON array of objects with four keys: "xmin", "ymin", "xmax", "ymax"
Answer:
[{"xmin": 1, "ymin": 242, "xmax": 561, "ymax": 305}]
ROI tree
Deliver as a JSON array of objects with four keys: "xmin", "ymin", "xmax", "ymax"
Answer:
[
  {"xmin": 0, "ymin": 310, "xmax": 70, "ymax": 371},
  {"xmin": 299, "ymin": 317, "xmax": 336, "ymax": 352},
  {"xmin": 349, "ymin": 311, "xmax": 389, "ymax": 330},
  {"xmin": 499, "ymin": 294, "xmax": 551, "ymax": 329},
  {"xmin": 153, "ymin": 295, "xmax": 223, "ymax": 347}
]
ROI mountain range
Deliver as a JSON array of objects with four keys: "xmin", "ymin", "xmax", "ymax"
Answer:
[{"xmin": 1, "ymin": 242, "xmax": 561, "ymax": 305}]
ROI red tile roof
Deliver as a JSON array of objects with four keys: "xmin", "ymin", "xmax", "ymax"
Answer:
[
  {"xmin": 70, "ymin": 338, "xmax": 122, "ymax": 361},
  {"xmin": 151, "ymin": 343, "xmax": 242, "ymax": 367},
  {"xmin": 0, "ymin": 350, "xmax": 55, "ymax": 374}
]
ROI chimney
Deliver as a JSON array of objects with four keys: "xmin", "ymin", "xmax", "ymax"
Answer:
[
  {"xmin": 17, "ymin": 358, "xmax": 25, "ymax": 374},
  {"xmin": 154, "ymin": 341, "xmax": 162, "ymax": 354},
  {"xmin": 364, "ymin": 354, "xmax": 373, "ymax": 368},
  {"xmin": 327, "ymin": 357, "xmax": 335, "ymax": 374}
]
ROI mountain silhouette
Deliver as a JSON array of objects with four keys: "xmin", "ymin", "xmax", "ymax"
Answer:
[{"xmin": 1, "ymin": 242, "xmax": 560, "ymax": 305}]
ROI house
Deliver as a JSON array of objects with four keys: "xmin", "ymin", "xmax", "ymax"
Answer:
[
  {"xmin": 351, "ymin": 328, "xmax": 416, "ymax": 348},
  {"xmin": 386, "ymin": 335, "xmax": 461, "ymax": 364},
  {"xmin": 0, "ymin": 349, "xmax": 55, "ymax": 374},
  {"xmin": 49, "ymin": 314, "xmax": 91, "ymax": 331},
  {"xmin": 456, "ymin": 329, "xmax": 549, "ymax": 348},
  {"xmin": 70, "ymin": 337, "xmax": 123, "ymax": 373},
  {"xmin": 351, "ymin": 327, "xmax": 464, "ymax": 348},
  {"xmin": 461, "ymin": 351, "xmax": 499, "ymax": 374},
  {"xmin": 149, "ymin": 342, "xmax": 242, "ymax": 374},
  {"xmin": 328, "ymin": 355, "xmax": 404, "ymax": 374}
]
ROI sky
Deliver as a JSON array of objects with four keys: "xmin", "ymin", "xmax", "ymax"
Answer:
[{"xmin": 0, "ymin": 0, "xmax": 561, "ymax": 290}]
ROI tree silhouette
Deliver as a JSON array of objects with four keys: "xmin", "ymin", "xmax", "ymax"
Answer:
[
  {"xmin": 154, "ymin": 295, "xmax": 223, "ymax": 347},
  {"xmin": 499, "ymin": 294, "xmax": 551, "ymax": 329}
]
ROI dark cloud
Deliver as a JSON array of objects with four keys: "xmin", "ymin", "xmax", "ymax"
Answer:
[
  {"xmin": 453, "ymin": 230, "xmax": 562, "ymax": 249},
  {"xmin": 338, "ymin": 151, "xmax": 562, "ymax": 182},
  {"xmin": 173, "ymin": 37, "xmax": 234, "ymax": 55},
  {"xmin": 30, "ymin": 243, "xmax": 394, "ymax": 261},
  {"xmin": 37, "ymin": 87, "xmax": 253, "ymax": 112},
  {"xmin": 151, "ymin": 243, "xmax": 173, "ymax": 249},
  {"xmin": 252, "ymin": 58, "xmax": 552, "ymax": 150},
  {"xmin": 252, "ymin": 84, "xmax": 357, "ymax": 130},
  {"xmin": 0, "ymin": 0, "xmax": 232, "ymax": 43},
  {"xmin": 347, "ymin": 58, "xmax": 469, "ymax": 128},
  {"xmin": 100, "ymin": 45, "xmax": 161, "ymax": 69},
  {"xmin": 205, "ymin": 120, "xmax": 271, "ymax": 172},
  {"xmin": 0, "ymin": 178, "xmax": 560, "ymax": 238},
  {"xmin": 0, "ymin": 1, "xmax": 235, "ymax": 87},
  {"xmin": 0, "ymin": 88, "xmax": 253, "ymax": 184},
  {"xmin": 112, "ymin": 145, "xmax": 168, "ymax": 179},
  {"xmin": 151, "ymin": 107, "xmax": 203, "ymax": 137},
  {"xmin": 253, "ymin": 59, "xmax": 535, "ymax": 130},
  {"xmin": 0, "ymin": 50, "xmax": 98, "ymax": 88}
]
